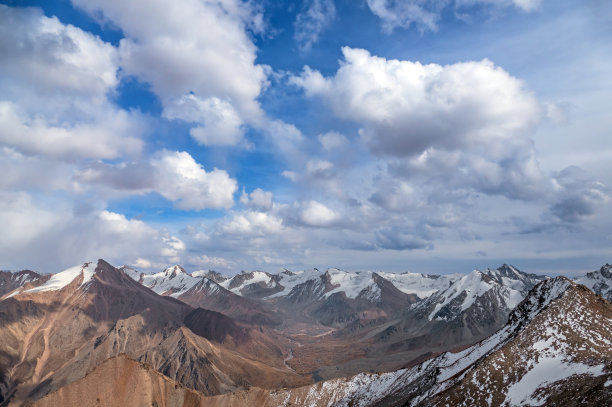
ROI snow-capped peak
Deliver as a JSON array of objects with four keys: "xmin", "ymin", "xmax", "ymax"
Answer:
[
  {"xmin": 162, "ymin": 265, "xmax": 187, "ymax": 279},
  {"xmin": 574, "ymin": 263, "xmax": 612, "ymax": 302},
  {"xmin": 24, "ymin": 261, "xmax": 97, "ymax": 293},
  {"xmin": 426, "ymin": 270, "xmax": 494, "ymax": 320},
  {"xmin": 507, "ymin": 276, "xmax": 573, "ymax": 326},
  {"xmin": 123, "ymin": 264, "xmax": 201, "ymax": 298}
]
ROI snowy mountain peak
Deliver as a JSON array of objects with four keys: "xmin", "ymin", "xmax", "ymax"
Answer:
[
  {"xmin": 162, "ymin": 265, "xmax": 187, "ymax": 279},
  {"xmin": 574, "ymin": 263, "xmax": 612, "ymax": 302},
  {"xmin": 18, "ymin": 261, "xmax": 97, "ymax": 295},
  {"xmin": 191, "ymin": 269, "xmax": 229, "ymax": 283},
  {"xmin": 507, "ymin": 276, "xmax": 572, "ymax": 327},
  {"xmin": 122, "ymin": 264, "xmax": 201, "ymax": 298}
]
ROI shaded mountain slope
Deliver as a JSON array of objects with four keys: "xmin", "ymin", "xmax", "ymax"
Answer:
[
  {"xmin": 178, "ymin": 278, "xmax": 281, "ymax": 326},
  {"xmin": 0, "ymin": 271, "xmax": 43, "ymax": 297}
]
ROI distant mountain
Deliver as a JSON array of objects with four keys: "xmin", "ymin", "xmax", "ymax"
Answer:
[
  {"xmin": 575, "ymin": 263, "xmax": 612, "ymax": 302},
  {"xmin": 221, "ymin": 270, "xmax": 284, "ymax": 298},
  {"xmin": 205, "ymin": 276, "xmax": 611, "ymax": 406},
  {"xmin": 363, "ymin": 265, "xmax": 548, "ymax": 357},
  {"xmin": 121, "ymin": 264, "xmax": 201, "ymax": 297},
  {"xmin": 0, "ymin": 269, "xmax": 43, "ymax": 297},
  {"xmin": 177, "ymin": 278, "xmax": 281, "ymax": 326},
  {"xmin": 192, "ymin": 269, "xmax": 229, "ymax": 284}
]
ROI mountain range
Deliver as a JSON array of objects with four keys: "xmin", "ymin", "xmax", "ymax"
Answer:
[{"xmin": 0, "ymin": 260, "xmax": 610, "ymax": 406}]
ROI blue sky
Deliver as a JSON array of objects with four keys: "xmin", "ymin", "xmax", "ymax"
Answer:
[{"xmin": 1, "ymin": 0, "xmax": 611, "ymax": 276}]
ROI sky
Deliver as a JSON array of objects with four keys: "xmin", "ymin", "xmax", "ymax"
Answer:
[{"xmin": 0, "ymin": 0, "xmax": 611, "ymax": 276}]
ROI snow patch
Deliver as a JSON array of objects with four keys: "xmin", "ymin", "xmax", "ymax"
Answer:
[
  {"xmin": 325, "ymin": 269, "xmax": 375, "ymax": 299},
  {"xmin": 504, "ymin": 357, "xmax": 605, "ymax": 406},
  {"xmin": 25, "ymin": 262, "xmax": 96, "ymax": 293},
  {"xmin": 377, "ymin": 271, "xmax": 461, "ymax": 298},
  {"xmin": 265, "ymin": 269, "xmax": 323, "ymax": 298},
  {"xmin": 429, "ymin": 270, "xmax": 493, "ymax": 320}
]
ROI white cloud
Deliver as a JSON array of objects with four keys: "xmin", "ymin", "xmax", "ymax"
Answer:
[
  {"xmin": 0, "ymin": 147, "xmax": 75, "ymax": 191},
  {"xmin": 294, "ymin": 0, "xmax": 336, "ymax": 52},
  {"xmin": 0, "ymin": 191, "xmax": 183, "ymax": 272},
  {"xmin": 298, "ymin": 200, "xmax": 340, "ymax": 227},
  {"xmin": 0, "ymin": 102, "xmax": 143, "ymax": 160},
  {"xmin": 72, "ymin": 150, "xmax": 239, "ymax": 210},
  {"xmin": 548, "ymin": 167, "xmax": 610, "ymax": 223},
  {"xmin": 133, "ymin": 258, "xmax": 153, "ymax": 269},
  {"xmin": 72, "ymin": 0, "xmax": 267, "ymax": 143},
  {"xmin": 376, "ymin": 226, "xmax": 432, "ymax": 250},
  {"xmin": 264, "ymin": 119, "xmax": 306, "ymax": 163},
  {"xmin": 366, "ymin": 0, "xmax": 541, "ymax": 32},
  {"xmin": 366, "ymin": 0, "xmax": 446, "ymax": 32},
  {"xmin": 219, "ymin": 211, "xmax": 284, "ymax": 236},
  {"xmin": 293, "ymin": 47, "xmax": 540, "ymax": 157},
  {"xmin": 0, "ymin": 6, "xmax": 144, "ymax": 160},
  {"xmin": 306, "ymin": 159, "xmax": 335, "ymax": 179},
  {"xmin": 240, "ymin": 188, "xmax": 274, "ymax": 211},
  {"xmin": 164, "ymin": 95, "xmax": 246, "ymax": 146},
  {"xmin": 456, "ymin": 0, "xmax": 542, "ymax": 12},
  {"xmin": 282, "ymin": 171, "xmax": 299, "ymax": 182},
  {"xmin": 151, "ymin": 151, "xmax": 237, "ymax": 210},
  {"xmin": 0, "ymin": 6, "xmax": 117, "ymax": 100},
  {"xmin": 318, "ymin": 131, "xmax": 348, "ymax": 150},
  {"xmin": 369, "ymin": 181, "xmax": 424, "ymax": 212},
  {"xmin": 189, "ymin": 254, "xmax": 235, "ymax": 270}
]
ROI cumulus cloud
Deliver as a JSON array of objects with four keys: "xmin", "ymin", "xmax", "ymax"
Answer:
[
  {"xmin": 0, "ymin": 191, "xmax": 183, "ymax": 272},
  {"xmin": 72, "ymin": 150, "xmax": 237, "ymax": 210},
  {"xmin": 72, "ymin": 0, "xmax": 267, "ymax": 145},
  {"xmin": 240, "ymin": 188, "xmax": 274, "ymax": 211},
  {"xmin": 292, "ymin": 47, "xmax": 551, "ymax": 202},
  {"xmin": 164, "ymin": 95, "xmax": 246, "ymax": 146},
  {"xmin": 219, "ymin": 210, "xmax": 284, "ymax": 236},
  {"xmin": 0, "ymin": 147, "xmax": 75, "ymax": 191},
  {"xmin": 318, "ymin": 131, "xmax": 348, "ymax": 150},
  {"xmin": 294, "ymin": 0, "xmax": 336, "ymax": 52},
  {"xmin": 0, "ymin": 6, "xmax": 144, "ymax": 160},
  {"xmin": 549, "ymin": 166, "xmax": 609, "ymax": 223},
  {"xmin": 264, "ymin": 119, "xmax": 306, "ymax": 163},
  {"xmin": 74, "ymin": 160, "xmax": 156, "ymax": 191},
  {"xmin": 369, "ymin": 181, "xmax": 424, "ymax": 212},
  {"xmin": 151, "ymin": 151, "xmax": 237, "ymax": 211},
  {"xmin": 0, "ymin": 102, "xmax": 143, "ymax": 160},
  {"xmin": 295, "ymin": 200, "xmax": 341, "ymax": 227},
  {"xmin": 293, "ymin": 47, "xmax": 540, "ymax": 157}
]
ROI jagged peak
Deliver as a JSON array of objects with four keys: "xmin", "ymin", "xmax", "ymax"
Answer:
[
  {"xmin": 598, "ymin": 263, "xmax": 612, "ymax": 277},
  {"xmin": 507, "ymin": 276, "xmax": 572, "ymax": 326},
  {"xmin": 163, "ymin": 264, "xmax": 188, "ymax": 278}
]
